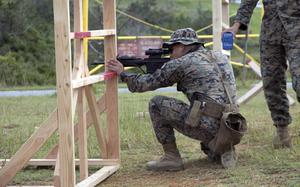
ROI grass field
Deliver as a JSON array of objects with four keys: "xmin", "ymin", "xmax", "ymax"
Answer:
[
  {"xmin": 1, "ymin": 1, "xmax": 298, "ymax": 186},
  {"xmin": 0, "ymin": 82, "xmax": 300, "ymax": 186}
]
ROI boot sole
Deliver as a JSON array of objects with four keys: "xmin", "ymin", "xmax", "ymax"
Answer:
[
  {"xmin": 146, "ymin": 165, "xmax": 184, "ymax": 172},
  {"xmin": 272, "ymin": 136, "xmax": 292, "ymax": 149},
  {"xmin": 221, "ymin": 151, "xmax": 237, "ymax": 169}
]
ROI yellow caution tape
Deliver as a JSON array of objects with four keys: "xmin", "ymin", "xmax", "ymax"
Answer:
[
  {"xmin": 233, "ymin": 43, "xmax": 260, "ymax": 66},
  {"xmin": 196, "ymin": 13, "xmax": 236, "ymax": 33},
  {"xmin": 83, "ymin": 0, "xmax": 89, "ymax": 67},
  {"xmin": 230, "ymin": 61, "xmax": 250, "ymax": 68},
  {"xmin": 88, "ymin": 34, "xmax": 259, "ymax": 41},
  {"xmin": 95, "ymin": 0, "xmax": 174, "ymax": 33}
]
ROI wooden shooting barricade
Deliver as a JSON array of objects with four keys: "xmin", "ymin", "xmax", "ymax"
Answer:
[
  {"xmin": 0, "ymin": 0, "xmax": 120, "ymax": 186},
  {"xmin": 0, "ymin": 0, "xmax": 296, "ymax": 186}
]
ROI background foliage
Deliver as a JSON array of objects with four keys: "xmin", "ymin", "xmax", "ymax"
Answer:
[{"xmin": 0, "ymin": 0, "xmax": 261, "ymax": 86}]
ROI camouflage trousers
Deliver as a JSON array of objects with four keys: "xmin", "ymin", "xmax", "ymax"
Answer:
[
  {"xmin": 148, "ymin": 95, "xmax": 218, "ymax": 145},
  {"xmin": 260, "ymin": 43, "xmax": 300, "ymax": 126}
]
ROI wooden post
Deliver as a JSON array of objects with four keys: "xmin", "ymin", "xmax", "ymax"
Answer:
[
  {"xmin": 212, "ymin": 0, "xmax": 222, "ymax": 51},
  {"xmin": 74, "ymin": 0, "xmax": 88, "ymax": 180},
  {"xmin": 53, "ymin": 0, "xmax": 76, "ymax": 186},
  {"xmin": 85, "ymin": 86, "xmax": 108, "ymax": 157},
  {"xmin": 0, "ymin": 0, "xmax": 120, "ymax": 185},
  {"xmin": 45, "ymin": 94, "xmax": 107, "ymax": 159},
  {"xmin": 222, "ymin": 0, "xmax": 229, "ymax": 28},
  {"xmin": 78, "ymin": 89, "xmax": 88, "ymax": 180},
  {"xmin": 222, "ymin": 0, "xmax": 230, "ymax": 57},
  {"xmin": 53, "ymin": 153, "xmax": 60, "ymax": 187},
  {"xmin": 103, "ymin": 0, "xmax": 120, "ymax": 159}
]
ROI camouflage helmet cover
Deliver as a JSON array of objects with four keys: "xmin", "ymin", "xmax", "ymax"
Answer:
[{"xmin": 163, "ymin": 28, "xmax": 204, "ymax": 48}]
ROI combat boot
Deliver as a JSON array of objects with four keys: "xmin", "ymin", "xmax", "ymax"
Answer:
[
  {"xmin": 221, "ymin": 148, "xmax": 237, "ymax": 169},
  {"xmin": 273, "ymin": 126, "xmax": 292, "ymax": 149},
  {"xmin": 202, "ymin": 142, "xmax": 237, "ymax": 168},
  {"xmin": 146, "ymin": 143, "xmax": 184, "ymax": 171},
  {"xmin": 208, "ymin": 112, "xmax": 247, "ymax": 168}
]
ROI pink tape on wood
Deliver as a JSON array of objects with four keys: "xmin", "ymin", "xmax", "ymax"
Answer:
[
  {"xmin": 104, "ymin": 71, "xmax": 117, "ymax": 80},
  {"xmin": 74, "ymin": 32, "xmax": 91, "ymax": 39}
]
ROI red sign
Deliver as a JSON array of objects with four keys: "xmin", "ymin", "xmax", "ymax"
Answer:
[
  {"xmin": 117, "ymin": 38, "xmax": 163, "ymax": 58},
  {"xmin": 117, "ymin": 39, "xmax": 138, "ymax": 57}
]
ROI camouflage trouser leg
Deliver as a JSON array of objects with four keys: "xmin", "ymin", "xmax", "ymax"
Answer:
[
  {"xmin": 286, "ymin": 47, "xmax": 300, "ymax": 103},
  {"xmin": 148, "ymin": 95, "xmax": 215, "ymax": 145},
  {"xmin": 260, "ymin": 43, "xmax": 292, "ymax": 126}
]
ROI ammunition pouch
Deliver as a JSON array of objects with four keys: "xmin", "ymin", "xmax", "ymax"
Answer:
[
  {"xmin": 185, "ymin": 93, "xmax": 227, "ymax": 127},
  {"xmin": 185, "ymin": 93, "xmax": 247, "ymax": 155},
  {"xmin": 185, "ymin": 100, "xmax": 225, "ymax": 127}
]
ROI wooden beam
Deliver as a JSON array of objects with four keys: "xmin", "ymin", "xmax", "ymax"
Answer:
[
  {"xmin": 8, "ymin": 186, "xmax": 54, "ymax": 187},
  {"xmin": 53, "ymin": 153, "xmax": 60, "ymax": 187},
  {"xmin": 45, "ymin": 94, "xmax": 107, "ymax": 159},
  {"xmin": 72, "ymin": 74, "xmax": 105, "ymax": 89},
  {"xmin": 48, "ymin": 0, "xmax": 86, "ymax": 163},
  {"xmin": 70, "ymin": 29, "xmax": 116, "ymax": 39},
  {"xmin": 53, "ymin": 0, "xmax": 75, "ymax": 186},
  {"xmin": 103, "ymin": 0, "xmax": 120, "ymax": 160},
  {"xmin": 248, "ymin": 61, "xmax": 262, "ymax": 77},
  {"xmin": 238, "ymin": 81, "xmax": 263, "ymax": 105},
  {"xmin": 237, "ymin": 81, "xmax": 296, "ymax": 106},
  {"xmin": 71, "ymin": 0, "xmax": 86, "ymax": 117},
  {"xmin": 0, "ymin": 159, "xmax": 119, "ymax": 166},
  {"xmin": 0, "ymin": 110, "xmax": 58, "ymax": 186},
  {"xmin": 78, "ymin": 88, "xmax": 88, "ymax": 180},
  {"xmin": 76, "ymin": 165, "xmax": 120, "ymax": 187},
  {"xmin": 239, "ymin": 61, "xmax": 295, "ymax": 106},
  {"xmin": 212, "ymin": 0, "xmax": 222, "ymax": 51},
  {"xmin": 222, "ymin": 0, "xmax": 230, "ymax": 55},
  {"xmin": 287, "ymin": 95, "xmax": 296, "ymax": 106},
  {"xmin": 222, "ymin": 5, "xmax": 230, "ymax": 58},
  {"xmin": 73, "ymin": 0, "xmax": 85, "ymax": 80},
  {"xmin": 222, "ymin": 0, "xmax": 229, "ymax": 28},
  {"xmin": 85, "ymin": 87, "xmax": 108, "ymax": 158}
]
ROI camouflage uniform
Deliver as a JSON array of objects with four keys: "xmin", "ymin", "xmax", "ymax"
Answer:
[
  {"xmin": 235, "ymin": 0, "xmax": 300, "ymax": 126},
  {"xmin": 120, "ymin": 47, "xmax": 237, "ymax": 145}
]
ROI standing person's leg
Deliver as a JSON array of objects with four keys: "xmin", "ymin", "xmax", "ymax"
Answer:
[
  {"xmin": 147, "ymin": 95, "xmax": 216, "ymax": 171},
  {"xmin": 286, "ymin": 46, "xmax": 300, "ymax": 136},
  {"xmin": 260, "ymin": 43, "xmax": 292, "ymax": 148}
]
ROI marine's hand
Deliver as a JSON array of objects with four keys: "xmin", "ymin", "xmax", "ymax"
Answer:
[
  {"xmin": 222, "ymin": 22, "xmax": 241, "ymax": 37},
  {"xmin": 106, "ymin": 59, "xmax": 124, "ymax": 75}
]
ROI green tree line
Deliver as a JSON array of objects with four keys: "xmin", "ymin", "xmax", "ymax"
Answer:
[{"xmin": 0, "ymin": 0, "xmax": 212, "ymax": 86}]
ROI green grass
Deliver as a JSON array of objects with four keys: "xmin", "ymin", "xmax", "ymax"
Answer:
[
  {"xmin": 0, "ymin": 83, "xmax": 300, "ymax": 186},
  {"xmin": 0, "ymin": 85, "xmax": 56, "ymax": 91}
]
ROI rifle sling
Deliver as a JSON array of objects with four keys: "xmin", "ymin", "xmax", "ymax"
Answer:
[{"xmin": 185, "ymin": 52, "xmax": 237, "ymax": 127}]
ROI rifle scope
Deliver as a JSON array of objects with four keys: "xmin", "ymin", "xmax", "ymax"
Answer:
[{"xmin": 145, "ymin": 48, "xmax": 170, "ymax": 56}]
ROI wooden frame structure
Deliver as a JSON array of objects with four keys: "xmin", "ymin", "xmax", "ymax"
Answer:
[
  {"xmin": 0, "ymin": 0, "xmax": 119, "ymax": 186},
  {"xmin": 0, "ymin": 1, "xmax": 296, "ymax": 186}
]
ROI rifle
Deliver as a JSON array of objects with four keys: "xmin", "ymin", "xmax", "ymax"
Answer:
[{"xmin": 93, "ymin": 48, "xmax": 171, "ymax": 74}]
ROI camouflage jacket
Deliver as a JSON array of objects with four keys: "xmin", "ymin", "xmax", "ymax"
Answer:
[
  {"xmin": 235, "ymin": 0, "xmax": 300, "ymax": 46},
  {"xmin": 120, "ymin": 47, "xmax": 237, "ymax": 106}
]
